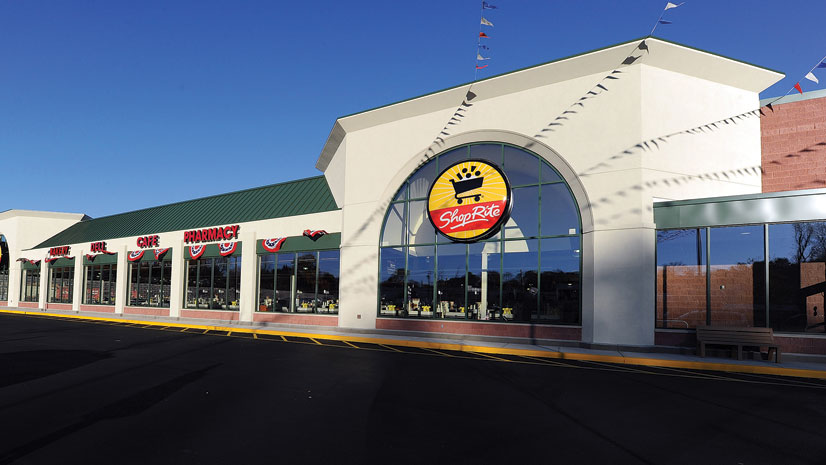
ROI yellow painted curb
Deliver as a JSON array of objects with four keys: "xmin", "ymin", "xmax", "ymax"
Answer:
[{"xmin": 2, "ymin": 308, "xmax": 825, "ymax": 380}]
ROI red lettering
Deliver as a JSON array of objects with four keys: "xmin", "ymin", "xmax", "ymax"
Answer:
[
  {"xmin": 231, "ymin": 225, "xmax": 239, "ymax": 239},
  {"xmin": 183, "ymin": 232, "xmax": 190, "ymax": 243},
  {"xmin": 195, "ymin": 230, "xmax": 202, "ymax": 242},
  {"xmin": 208, "ymin": 228, "xmax": 216, "ymax": 241},
  {"xmin": 217, "ymin": 228, "xmax": 225, "ymax": 240},
  {"xmin": 151, "ymin": 235, "xmax": 158, "ymax": 247}
]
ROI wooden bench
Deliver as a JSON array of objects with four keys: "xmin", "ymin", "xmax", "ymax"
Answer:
[{"xmin": 696, "ymin": 326, "xmax": 781, "ymax": 363}]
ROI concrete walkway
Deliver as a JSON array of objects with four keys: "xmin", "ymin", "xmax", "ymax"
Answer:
[{"xmin": 3, "ymin": 306, "xmax": 825, "ymax": 379}]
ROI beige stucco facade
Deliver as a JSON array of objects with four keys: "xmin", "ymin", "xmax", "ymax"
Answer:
[{"xmin": 0, "ymin": 38, "xmax": 784, "ymax": 348}]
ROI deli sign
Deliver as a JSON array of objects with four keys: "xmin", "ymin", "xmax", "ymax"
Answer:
[
  {"xmin": 184, "ymin": 225, "xmax": 239, "ymax": 244},
  {"xmin": 427, "ymin": 159, "xmax": 511, "ymax": 243}
]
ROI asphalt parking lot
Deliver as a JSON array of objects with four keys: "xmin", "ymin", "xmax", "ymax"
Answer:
[{"xmin": 0, "ymin": 312, "xmax": 825, "ymax": 465}]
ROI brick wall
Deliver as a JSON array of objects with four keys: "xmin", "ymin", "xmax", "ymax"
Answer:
[{"xmin": 761, "ymin": 94, "xmax": 826, "ymax": 192}]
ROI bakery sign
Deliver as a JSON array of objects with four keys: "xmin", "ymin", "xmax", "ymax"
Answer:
[{"xmin": 427, "ymin": 159, "xmax": 511, "ymax": 242}]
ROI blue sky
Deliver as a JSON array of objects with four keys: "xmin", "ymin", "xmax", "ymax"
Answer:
[{"xmin": 2, "ymin": 0, "xmax": 825, "ymax": 218}]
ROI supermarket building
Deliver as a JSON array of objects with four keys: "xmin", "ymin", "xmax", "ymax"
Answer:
[{"xmin": 2, "ymin": 37, "xmax": 826, "ymax": 357}]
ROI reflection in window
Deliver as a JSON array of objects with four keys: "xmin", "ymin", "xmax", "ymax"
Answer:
[
  {"xmin": 21, "ymin": 268, "xmax": 40, "ymax": 302},
  {"xmin": 710, "ymin": 226, "xmax": 765, "ymax": 327},
  {"xmin": 379, "ymin": 143, "xmax": 581, "ymax": 324},
  {"xmin": 257, "ymin": 250, "xmax": 339, "ymax": 314},
  {"xmin": 0, "ymin": 237, "xmax": 8, "ymax": 301},
  {"xmin": 769, "ymin": 222, "xmax": 826, "ymax": 333},
  {"xmin": 656, "ymin": 229, "xmax": 707, "ymax": 329}
]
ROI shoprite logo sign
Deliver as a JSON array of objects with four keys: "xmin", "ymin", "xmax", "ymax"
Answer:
[{"xmin": 427, "ymin": 159, "xmax": 511, "ymax": 242}]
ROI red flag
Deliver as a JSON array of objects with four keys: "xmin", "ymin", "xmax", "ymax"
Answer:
[
  {"xmin": 476, "ymin": 65, "xmax": 488, "ymax": 70},
  {"xmin": 479, "ymin": 32, "xmax": 489, "ymax": 38},
  {"xmin": 794, "ymin": 82, "xmax": 803, "ymax": 94}
]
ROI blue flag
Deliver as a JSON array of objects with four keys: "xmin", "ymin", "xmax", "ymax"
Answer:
[
  {"xmin": 482, "ymin": 1, "xmax": 497, "ymax": 9},
  {"xmin": 658, "ymin": 20, "xmax": 672, "ymax": 24},
  {"xmin": 817, "ymin": 60, "xmax": 826, "ymax": 69}
]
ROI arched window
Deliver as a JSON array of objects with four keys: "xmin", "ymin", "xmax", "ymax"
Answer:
[{"xmin": 378, "ymin": 143, "xmax": 581, "ymax": 324}]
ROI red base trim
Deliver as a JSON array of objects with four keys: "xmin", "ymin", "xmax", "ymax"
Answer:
[
  {"xmin": 180, "ymin": 309, "xmax": 239, "ymax": 321},
  {"xmin": 45, "ymin": 303, "xmax": 73, "ymax": 311},
  {"xmin": 80, "ymin": 304, "xmax": 115, "ymax": 313},
  {"xmin": 656, "ymin": 330, "xmax": 826, "ymax": 355},
  {"xmin": 0, "ymin": 301, "xmax": 7, "ymax": 307},
  {"xmin": 18, "ymin": 302, "xmax": 39, "ymax": 308},
  {"xmin": 253, "ymin": 312, "xmax": 338, "ymax": 326},
  {"xmin": 376, "ymin": 318, "xmax": 581, "ymax": 340},
  {"xmin": 124, "ymin": 306, "xmax": 170, "ymax": 317}
]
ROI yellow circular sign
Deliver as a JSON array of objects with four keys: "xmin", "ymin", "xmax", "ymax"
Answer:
[{"xmin": 427, "ymin": 159, "xmax": 511, "ymax": 242}]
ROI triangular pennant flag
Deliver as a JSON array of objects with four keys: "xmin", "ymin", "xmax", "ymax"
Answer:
[
  {"xmin": 479, "ymin": 32, "xmax": 489, "ymax": 38},
  {"xmin": 477, "ymin": 53, "xmax": 489, "ymax": 61},
  {"xmin": 482, "ymin": 1, "xmax": 497, "ymax": 9},
  {"xmin": 638, "ymin": 40, "xmax": 649, "ymax": 53},
  {"xmin": 818, "ymin": 61, "xmax": 826, "ymax": 69},
  {"xmin": 658, "ymin": 20, "xmax": 672, "ymax": 24},
  {"xmin": 805, "ymin": 72, "xmax": 819, "ymax": 84},
  {"xmin": 664, "ymin": 2, "xmax": 684, "ymax": 10},
  {"xmin": 794, "ymin": 82, "xmax": 803, "ymax": 94},
  {"xmin": 759, "ymin": 108, "xmax": 765, "ymax": 116},
  {"xmin": 476, "ymin": 64, "xmax": 488, "ymax": 70},
  {"xmin": 479, "ymin": 45, "xmax": 490, "ymax": 50},
  {"xmin": 481, "ymin": 17, "xmax": 493, "ymax": 27},
  {"xmin": 766, "ymin": 103, "xmax": 774, "ymax": 112},
  {"xmin": 466, "ymin": 90, "xmax": 477, "ymax": 101}
]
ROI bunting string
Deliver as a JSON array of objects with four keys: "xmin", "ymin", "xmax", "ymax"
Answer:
[
  {"xmin": 475, "ymin": 1, "xmax": 497, "ymax": 79},
  {"xmin": 763, "ymin": 55, "xmax": 826, "ymax": 109}
]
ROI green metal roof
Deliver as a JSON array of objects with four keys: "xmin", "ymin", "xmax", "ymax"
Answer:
[{"xmin": 33, "ymin": 176, "xmax": 339, "ymax": 249}]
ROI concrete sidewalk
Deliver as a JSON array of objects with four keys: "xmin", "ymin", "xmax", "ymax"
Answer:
[{"xmin": 3, "ymin": 306, "xmax": 825, "ymax": 379}]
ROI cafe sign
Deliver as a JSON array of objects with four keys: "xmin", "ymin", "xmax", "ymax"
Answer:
[{"xmin": 427, "ymin": 159, "xmax": 511, "ymax": 242}]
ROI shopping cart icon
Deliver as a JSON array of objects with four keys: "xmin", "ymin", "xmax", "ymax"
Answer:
[{"xmin": 450, "ymin": 166, "xmax": 484, "ymax": 204}]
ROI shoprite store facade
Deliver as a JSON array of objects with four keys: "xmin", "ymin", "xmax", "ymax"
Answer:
[{"xmin": 3, "ymin": 38, "xmax": 826, "ymax": 356}]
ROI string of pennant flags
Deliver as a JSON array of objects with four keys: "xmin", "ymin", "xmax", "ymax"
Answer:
[
  {"xmin": 763, "ymin": 55, "xmax": 826, "ymax": 111},
  {"xmin": 475, "ymin": 1, "xmax": 497, "ymax": 77}
]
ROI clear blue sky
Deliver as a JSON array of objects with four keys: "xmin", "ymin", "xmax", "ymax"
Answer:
[{"xmin": 2, "ymin": 0, "xmax": 824, "ymax": 218}]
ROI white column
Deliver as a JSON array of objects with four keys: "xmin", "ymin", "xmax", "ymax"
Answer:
[
  {"xmin": 72, "ymin": 252, "xmax": 83, "ymax": 311},
  {"xmin": 168, "ymin": 241, "xmax": 185, "ymax": 318},
  {"xmin": 38, "ymin": 260, "xmax": 48, "ymax": 309},
  {"xmin": 8, "ymin": 261, "xmax": 20, "ymax": 307},
  {"xmin": 238, "ymin": 232, "xmax": 256, "ymax": 323},
  {"xmin": 581, "ymin": 227, "xmax": 656, "ymax": 347},
  {"xmin": 114, "ymin": 245, "xmax": 127, "ymax": 315}
]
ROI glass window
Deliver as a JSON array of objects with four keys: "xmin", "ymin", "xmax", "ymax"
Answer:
[
  {"xmin": 127, "ymin": 260, "xmax": 169, "ymax": 307},
  {"xmin": 407, "ymin": 246, "xmax": 435, "ymax": 317},
  {"xmin": 541, "ymin": 183, "xmax": 579, "ymax": 237},
  {"xmin": 276, "ymin": 254, "xmax": 295, "ymax": 312},
  {"xmin": 503, "ymin": 145, "xmax": 539, "ymax": 187},
  {"xmin": 504, "ymin": 186, "xmax": 539, "ymax": 239},
  {"xmin": 259, "ymin": 255, "xmax": 275, "ymax": 312},
  {"xmin": 186, "ymin": 261, "xmax": 198, "ymax": 308},
  {"xmin": 296, "ymin": 253, "xmax": 317, "ymax": 312},
  {"xmin": 382, "ymin": 203, "xmax": 406, "ymax": 247},
  {"xmin": 709, "ymin": 226, "xmax": 765, "ymax": 327},
  {"xmin": 380, "ymin": 247, "xmax": 405, "ymax": 316},
  {"xmin": 318, "ymin": 251, "xmax": 340, "ymax": 314},
  {"xmin": 0, "ymin": 236, "xmax": 8, "ymax": 301},
  {"xmin": 183, "ymin": 256, "xmax": 240, "ymax": 311},
  {"xmin": 656, "ymin": 229, "xmax": 707, "ymax": 329},
  {"xmin": 377, "ymin": 142, "xmax": 581, "ymax": 324},
  {"xmin": 48, "ymin": 266, "xmax": 73, "ymax": 304},
  {"xmin": 84, "ymin": 263, "xmax": 116, "ymax": 305},
  {"xmin": 22, "ymin": 268, "xmax": 40, "ymax": 302},
  {"xmin": 769, "ymin": 222, "xmax": 826, "ymax": 333},
  {"xmin": 437, "ymin": 243, "xmax": 466, "ymax": 319},
  {"xmin": 502, "ymin": 239, "xmax": 538, "ymax": 322},
  {"xmin": 540, "ymin": 237, "xmax": 580, "ymax": 324}
]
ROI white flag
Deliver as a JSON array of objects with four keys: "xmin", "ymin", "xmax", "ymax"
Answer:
[
  {"xmin": 664, "ymin": 2, "xmax": 684, "ymax": 10},
  {"xmin": 477, "ymin": 53, "xmax": 490, "ymax": 61},
  {"xmin": 805, "ymin": 72, "xmax": 819, "ymax": 84},
  {"xmin": 481, "ymin": 17, "xmax": 494, "ymax": 27}
]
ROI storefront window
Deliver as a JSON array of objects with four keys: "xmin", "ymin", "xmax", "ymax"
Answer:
[
  {"xmin": 185, "ymin": 257, "xmax": 241, "ymax": 310},
  {"xmin": 84, "ymin": 264, "xmax": 117, "ymax": 305},
  {"xmin": 257, "ymin": 250, "xmax": 339, "ymax": 314},
  {"xmin": 769, "ymin": 222, "xmax": 826, "ymax": 333},
  {"xmin": 378, "ymin": 142, "xmax": 582, "ymax": 324},
  {"xmin": 128, "ymin": 260, "xmax": 170, "ymax": 307},
  {"xmin": 656, "ymin": 229, "xmax": 707, "ymax": 329},
  {"xmin": 48, "ymin": 266, "xmax": 74, "ymax": 303},
  {"xmin": 21, "ymin": 268, "xmax": 40, "ymax": 302},
  {"xmin": 710, "ymin": 226, "xmax": 765, "ymax": 327}
]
